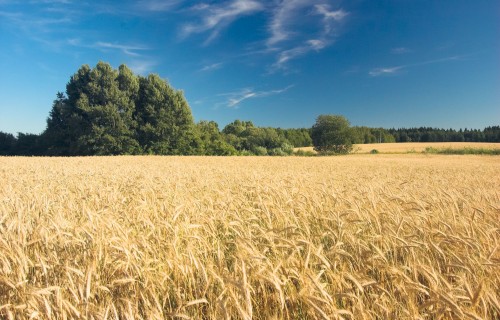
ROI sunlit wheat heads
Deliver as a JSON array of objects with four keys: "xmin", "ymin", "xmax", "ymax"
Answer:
[{"xmin": 0, "ymin": 155, "xmax": 499, "ymax": 319}]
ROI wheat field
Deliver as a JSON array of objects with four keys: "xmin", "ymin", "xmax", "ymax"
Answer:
[
  {"xmin": 0, "ymin": 155, "xmax": 499, "ymax": 319},
  {"xmin": 295, "ymin": 142, "xmax": 500, "ymax": 154}
]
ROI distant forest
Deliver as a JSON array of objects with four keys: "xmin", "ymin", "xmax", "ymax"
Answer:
[
  {"xmin": 2, "ymin": 125, "xmax": 499, "ymax": 156},
  {"xmin": 1, "ymin": 62, "xmax": 499, "ymax": 156}
]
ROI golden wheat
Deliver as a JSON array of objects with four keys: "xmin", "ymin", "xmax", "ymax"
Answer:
[
  {"xmin": 296, "ymin": 142, "xmax": 500, "ymax": 154},
  {"xmin": 0, "ymin": 155, "xmax": 499, "ymax": 319}
]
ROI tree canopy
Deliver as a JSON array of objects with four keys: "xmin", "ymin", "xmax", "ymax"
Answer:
[
  {"xmin": 311, "ymin": 114, "xmax": 354, "ymax": 154},
  {"xmin": 43, "ymin": 62, "xmax": 195, "ymax": 156}
]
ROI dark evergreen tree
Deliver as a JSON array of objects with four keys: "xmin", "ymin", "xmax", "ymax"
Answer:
[
  {"xmin": 280, "ymin": 128, "xmax": 312, "ymax": 147},
  {"xmin": 0, "ymin": 132, "xmax": 17, "ymax": 155},
  {"xmin": 15, "ymin": 133, "xmax": 45, "ymax": 156}
]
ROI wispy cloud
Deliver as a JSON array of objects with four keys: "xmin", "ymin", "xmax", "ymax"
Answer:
[
  {"xmin": 64, "ymin": 38, "xmax": 151, "ymax": 57},
  {"xmin": 267, "ymin": 0, "xmax": 309, "ymax": 47},
  {"xmin": 271, "ymin": 39, "xmax": 325, "ymax": 72},
  {"xmin": 0, "ymin": 8, "xmax": 77, "ymax": 52},
  {"xmin": 0, "ymin": 9, "xmax": 72, "ymax": 31},
  {"xmin": 315, "ymin": 4, "xmax": 347, "ymax": 20},
  {"xmin": 222, "ymin": 85, "xmax": 294, "ymax": 108},
  {"xmin": 174, "ymin": 1, "xmax": 347, "ymax": 71},
  {"xmin": 29, "ymin": 0, "xmax": 72, "ymax": 4},
  {"xmin": 369, "ymin": 55, "xmax": 466, "ymax": 77},
  {"xmin": 266, "ymin": 0, "xmax": 347, "ymax": 47},
  {"xmin": 369, "ymin": 66, "xmax": 403, "ymax": 77},
  {"xmin": 314, "ymin": 4, "xmax": 348, "ymax": 34},
  {"xmin": 128, "ymin": 60, "xmax": 157, "ymax": 75},
  {"xmin": 200, "ymin": 62, "xmax": 223, "ymax": 72},
  {"xmin": 180, "ymin": 0, "xmax": 263, "ymax": 44},
  {"xmin": 0, "ymin": 0, "xmax": 80, "ymax": 50},
  {"xmin": 93, "ymin": 41, "xmax": 149, "ymax": 57},
  {"xmin": 391, "ymin": 47, "xmax": 412, "ymax": 54},
  {"xmin": 136, "ymin": 0, "xmax": 184, "ymax": 12},
  {"xmin": 267, "ymin": 1, "xmax": 348, "ymax": 71},
  {"xmin": 227, "ymin": 90, "xmax": 257, "ymax": 107}
]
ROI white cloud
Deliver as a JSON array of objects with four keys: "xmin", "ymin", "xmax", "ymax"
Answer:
[
  {"xmin": 267, "ymin": 0, "xmax": 307, "ymax": 46},
  {"xmin": 128, "ymin": 60, "xmax": 157, "ymax": 75},
  {"xmin": 274, "ymin": 46, "xmax": 307, "ymax": 68},
  {"xmin": 369, "ymin": 55, "xmax": 466, "ymax": 77},
  {"xmin": 369, "ymin": 66, "xmax": 402, "ymax": 77},
  {"xmin": 314, "ymin": 4, "xmax": 347, "ymax": 21},
  {"xmin": 315, "ymin": 4, "xmax": 347, "ymax": 37},
  {"xmin": 271, "ymin": 39, "xmax": 326, "ymax": 71},
  {"xmin": 228, "ymin": 90, "xmax": 257, "ymax": 107},
  {"xmin": 200, "ymin": 62, "xmax": 223, "ymax": 72},
  {"xmin": 93, "ymin": 42, "xmax": 149, "ymax": 57},
  {"xmin": 307, "ymin": 39, "xmax": 326, "ymax": 50},
  {"xmin": 224, "ymin": 85, "xmax": 294, "ymax": 108},
  {"xmin": 267, "ymin": 2, "xmax": 347, "ymax": 47},
  {"xmin": 181, "ymin": 0, "xmax": 263, "ymax": 44},
  {"xmin": 65, "ymin": 39, "xmax": 151, "ymax": 57},
  {"xmin": 266, "ymin": 1, "xmax": 348, "ymax": 71},
  {"xmin": 174, "ymin": 1, "xmax": 347, "ymax": 71},
  {"xmin": 136, "ymin": 0, "xmax": 184, "ymax": 12}
]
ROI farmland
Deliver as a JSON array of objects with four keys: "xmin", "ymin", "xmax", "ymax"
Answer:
[
  {"xmin": 296, "ymin": 142, "xmax": 500, "ymax": 154},
  {"xmin": 1, "ymin": 155, "xmax": 499, "ymax": 319}
]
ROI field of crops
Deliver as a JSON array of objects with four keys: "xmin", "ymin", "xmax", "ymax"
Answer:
[
  {"xmin": 1, "ymin": 155, "xmax": 499, "ymax": 319},
  {"xmin": 296, "ymin": 142, "xmax": 500, "ymax": 154}
]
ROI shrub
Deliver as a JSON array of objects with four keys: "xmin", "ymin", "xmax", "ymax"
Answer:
[{"xmin": 251, "ymin": 146, "xmax": 268, "ymax": 156}]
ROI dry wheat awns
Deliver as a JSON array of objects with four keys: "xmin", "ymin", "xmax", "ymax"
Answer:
[{"xmin": 0, "ymin": 155, "xmax": 499, "ymax": 319}]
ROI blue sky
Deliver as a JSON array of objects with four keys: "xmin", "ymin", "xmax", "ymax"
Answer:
[{"xmin": 0, "ymin": 0, "xmax": 498, "ymax": 135}]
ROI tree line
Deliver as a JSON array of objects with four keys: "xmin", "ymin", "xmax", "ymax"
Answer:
[
  {"xmin": 0, "ymin": 62, "xmax": 499, "ymax": 156},
  {"xmin": 388, "ymin": 127, "xmax": 500, "ymax": 143},
  {"xmin": 0, "ymin": 62, "xmax": 313, "ymax": 156}
]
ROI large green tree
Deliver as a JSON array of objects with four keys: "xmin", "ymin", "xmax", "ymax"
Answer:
[
  {"xmin": 43, "ymin": 62, "xmax": 196, "ymax": 155},
  {"xmin": 79, "ymin": 62, "xmax": 141, "ymax": 155},
  {"xmin": 135, "ymin": 74, "xmax": 196, "ymax": 155},
  {"xmin": 311, "ymin": 114, "xmax": 354, "ymax": 154}
]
